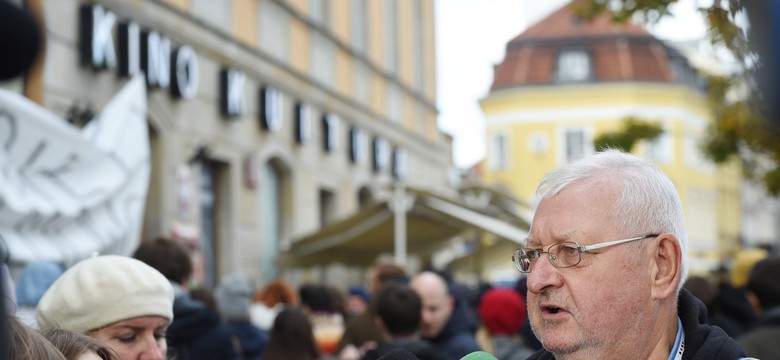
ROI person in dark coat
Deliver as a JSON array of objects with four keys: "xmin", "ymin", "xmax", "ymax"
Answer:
[
  {"xmin": 520, "ymin": 150, "xmax": 746, "ymax": 360},
  {"xmin": 336, "ymin": 262, "xmax": 409, "ymax": 357},
  {"xmin": 361, "ymin": 283, "xmax": 444, "ymax": 360},
  {"xmin": 133, "ymin": 238, "xmax": 237, "ymax": 360},
  {"xmin": 216, "ymin": 273, "xmax": 269, "ymax": 360},
  {"xmin": 738, "ymin": 257, "xmax": 780, "ymax": 359},
  {"xmin": 410, "ymin": 271, "xmax": 480, "ymax": 360}
]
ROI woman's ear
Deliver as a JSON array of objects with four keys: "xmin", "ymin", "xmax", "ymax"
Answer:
[{"xmin": 650, "ymin": 234, "xmax": 682, "ymax": 300}]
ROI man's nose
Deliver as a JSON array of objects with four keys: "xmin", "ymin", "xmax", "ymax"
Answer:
[{"xmin": 527, "ymin": 253, "xmax": 564, "ymax": 294}]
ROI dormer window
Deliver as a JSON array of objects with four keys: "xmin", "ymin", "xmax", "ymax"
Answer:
[{"xmin": 557, "ymin": 50, "xmax": 591, "ymax": 82}]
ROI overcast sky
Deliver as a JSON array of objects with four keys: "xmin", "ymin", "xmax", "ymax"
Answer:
[{"xmin": 434, "ymin": 0, "xmax": 709, "ymax": 168}]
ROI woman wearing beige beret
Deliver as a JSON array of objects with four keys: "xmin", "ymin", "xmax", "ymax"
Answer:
[{"xmin": 36, "ymin": 255, "xmax": 175, "ymax": 360}]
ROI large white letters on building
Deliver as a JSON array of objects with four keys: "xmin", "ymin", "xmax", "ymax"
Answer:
[{"xmin": 0, "ymin": 76, "xmax": 149, "ymax": 266}]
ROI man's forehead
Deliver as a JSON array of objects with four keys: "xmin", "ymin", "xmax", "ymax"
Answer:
[{"xmin": 526, "ymin": 230, "xmax": 581, "ymax": 246}]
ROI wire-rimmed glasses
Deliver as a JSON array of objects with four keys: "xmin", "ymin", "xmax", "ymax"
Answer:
[{"xmin": 512, "ymin": 234, "xmax": 659, "ymax": 273}]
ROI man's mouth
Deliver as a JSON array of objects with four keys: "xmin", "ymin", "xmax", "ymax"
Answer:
[{"xmin": 541, "ymin": 304, "xmax": 566, "ymax": 316}]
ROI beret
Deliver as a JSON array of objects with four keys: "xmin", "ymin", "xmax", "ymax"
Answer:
[
  {"xmin": 37, "ymin": 255, "xmax": 174, "ymax": 333},
  {"xmin": 479, "ymin": 288, "xmax": 526, "ymax": 336}
]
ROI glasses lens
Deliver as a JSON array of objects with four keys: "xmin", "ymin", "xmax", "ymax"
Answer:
[
  {"xmin": 513, "ymin": 249, "xmax": 531, "ymax": 273},
  {"xmin": 550, "ymin": 242, "xmax": 580, "ymax": 268}
]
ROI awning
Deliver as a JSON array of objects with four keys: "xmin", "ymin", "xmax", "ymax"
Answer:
[{"xmin": 277, "ymin": 187, "xmax": 529, "ymax": 268}]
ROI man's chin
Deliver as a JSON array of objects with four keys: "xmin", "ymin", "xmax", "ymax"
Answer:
[{"xmin": 534, "ymin": 324, "xmax": 582, "ymax": 354}]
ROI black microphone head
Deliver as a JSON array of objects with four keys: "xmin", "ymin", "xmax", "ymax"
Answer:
[
  {"xmin": 0, "ymin": 2, "xmax": 41, "ymax": 80},
  {"xmin": 377, "ymin": 348, "xmax": 421, "ymax": 360}
]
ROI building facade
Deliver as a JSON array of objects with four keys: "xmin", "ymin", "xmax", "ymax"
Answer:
[
  {"xmin": 5, "ymin": 0, "xmax": 452, "ymax": 288},
  {"xmin": 479, "ymin": 3, "xmax": 743, "ymax": 274}
]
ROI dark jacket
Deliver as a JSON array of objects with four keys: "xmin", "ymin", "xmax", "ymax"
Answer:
[
  {"xmin": 527, "ymin": 289, "xmax": 746, "ymax": 360},
  {"xmin": 224, "ymin": 320, "xmax": 269, "ymax": 360},
  {"xmin": 167, "ymin": 294, "xmax": 238, "ymax": 360},
  {"xmin": 737, "ymin": 306, "xmax": 780, "ymax": 359},
  {"xmin": 424, "ymin": 298, "xmax": 481, "ymax": 360},
  {"xmin": 361, "ymin": 339, "xmax": 445, "ymax": 360}
]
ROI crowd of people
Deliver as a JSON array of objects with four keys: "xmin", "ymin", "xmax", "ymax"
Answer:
[{"xmin": 2, "ymin": 150, "xmax": 779, "ymax": 360}]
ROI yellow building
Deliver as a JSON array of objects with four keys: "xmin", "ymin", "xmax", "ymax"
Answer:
[{"xmin": 479, "ymin": 3, "xmax": 741, "ymax": 273}]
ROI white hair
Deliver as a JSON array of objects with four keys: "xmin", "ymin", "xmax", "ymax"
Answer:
[{"xmin": 536, "ymin": 149, "xmax": 688, "ymax": 293}]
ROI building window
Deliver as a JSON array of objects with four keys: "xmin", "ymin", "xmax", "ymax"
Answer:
[
  {"xmin": 645, "ymin": 125, "xmax": 672, "ymax": 164},
  {"xmin": 351, "ymin": 0, "xmax": 368, "ymax": 53},
  {"xmin": 309, "ymin": 0, "xmax": 331, "ymax": 28},
  {"xmin": 259, "ymin": 0, "xmax": 290, "ymax": 64},
  {"xmin": 319, "ymin": 188, "xmax": 336, "ymax": 227},
  {"xmin": 199, "ymin": 161, "xmax": 222, "ymax": 288},
  {"xmin": 261, "ymin": 161, "xmax": 283, "ymax": 283},
  {"xmin": 354, "ymin": 62, "xmax": 370, "ymax": 103},
  {"xmin": 191, "ymin": 0, "xmax": 230, "ymax": 30},
  {"xmin": 562, "ymin": 128, "xmax": 590, "ymax": 163},
  {"xmin": 358, "ymin": 186, "xmax": 373, "ymax": 208},
  {"xmin": 386, "ymin": 83, "xmax": 401, "ymax": 123},
  {"xmin": 311, "ymin": 32, "xmax": 335, "ymax": 88},
  {"xmin": 383, "ymin": 0, "xmax": 398, "ymax": 73},
  {"xmin": 412, "ymin": 1, "xmax": 425, "ymax": 91},
  {"xmin": 556, "ymin": 50, "xmax": 591, "ymax": 82},
  {"xmin": 489, "ymin": 132, "xmax": 509, "ymax": 170}
]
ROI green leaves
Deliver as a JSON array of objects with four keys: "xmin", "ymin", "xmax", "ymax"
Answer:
[
  {"xmin": 594, "ymin": 118, "xmax": 663, "ymax": 152},
  {"xmin": 578, "ymin": 0, "xmax": 779, "ymax": 196}
]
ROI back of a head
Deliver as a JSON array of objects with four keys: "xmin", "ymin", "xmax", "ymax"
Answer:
[
  {"xmin": 36, "ymin": 255, "xmax": 174, "ymax": 334},
  {"xmin": 372, "ymin": 262, "xmax": 408, "ymax": 292},
  {"xmin": 216, "ymin": 273, "xmax": 254, "ymax": 320},
  {"xmin": 190, "ymin": 287, "xmax": 218, "ymax": 311},
  {"xmin": 42, "ymin": 327, "xmax": 119, "ymax": 360},
  {"xmin": 7, "ymin": 314, "xmax": 66, "ymax": 360},
  {"xmin": 374, "ymin": 283, "xmax": 422, "ymax": 337},
  {"xmin": 747, "ymin": 257, "xmax": 780, "ymax": 309},
  {"xmin": 299, "ymin": 284, "xmax": 333, "ymax": 313},
  {"xmin": 132, "ymin": 237, "xmax": 192, "ymax": 284},
  {"xmin": 536, "ymin": 149, "xmax": 689, "ymax": 290},
  {"xmin": 479, "ymin": 288, "xmax": 526, "ymax": 336},
  {"xmin": 683, "ymin": 276, "xmax": 716, "ymax": 306},
  {"xmin": 15, "ymin": 260, "xmax": 64, "ymax": 307},
  {"xmin": 255, "ymin": 279, "xmax": 299, "ymax": 307},
  {"xmin": 266, "ymin": 308, "xmax": 319, "ymax": 360}
]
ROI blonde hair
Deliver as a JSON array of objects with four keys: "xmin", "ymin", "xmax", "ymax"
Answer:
[
  {"xmin": 8, "ymin": 314, "xmax": 66, "ymax": 360},
  {"xmin": 42, "ymin": 327, "xmax": 119, "ymax": 360}
]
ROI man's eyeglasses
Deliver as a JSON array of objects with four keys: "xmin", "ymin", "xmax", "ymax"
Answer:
[{"xmin": 512, "ymin": 234, "xmax": 659, "ymax": 273}]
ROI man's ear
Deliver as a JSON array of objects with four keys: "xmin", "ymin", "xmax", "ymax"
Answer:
[
  {"xmin": 746, "ymin": 291, "xmax": 762, "ymax": 315},
  {"xmin": 374, "ymin": 316, "xmax": 386, "ymax": 333},
  {"xmin": 650, "ymin": 233, "xmax": 682, "ymax": 300}
]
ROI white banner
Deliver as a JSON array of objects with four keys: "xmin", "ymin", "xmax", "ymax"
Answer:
[{"xmin": 0, "ymin": 76, "xmax": 149, "ymax": 266}]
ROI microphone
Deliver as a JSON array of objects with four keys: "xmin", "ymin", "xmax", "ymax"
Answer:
[
  {"xmin": 377, "ymin": 348, "xmax": 420, "ymax": 360},
  {"xmin": 460, "ymin": 351, "xmax": 498, "ymax": 360},
  {"xmin": 0, "ymin": 2, "xmax": 41, "ymax": 80}
]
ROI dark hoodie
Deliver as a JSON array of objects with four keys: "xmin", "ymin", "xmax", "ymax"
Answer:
[
  {"xmin": 527, "ymin": 289, "xmax": 747, "ymax": 360},
  {"xmin": 423, "ymin": 297, "xmax": 481, "ymax": 360},
  {"xmin": 224, "ymin": 320, "xmax": 269, "ymax": 360},
  {"xmin": 167, "ymin": 295, "xmax": 238, "ymax": 360}
]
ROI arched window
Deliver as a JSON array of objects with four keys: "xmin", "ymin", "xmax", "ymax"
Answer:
[{"xmin": 556, "ymin": 50, "xmax": 591, "ymax": 82}]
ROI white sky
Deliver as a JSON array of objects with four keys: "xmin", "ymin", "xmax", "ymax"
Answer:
[{"xmin": 435, "ymin": 0, "xmax": 709, "ymax": 168}]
